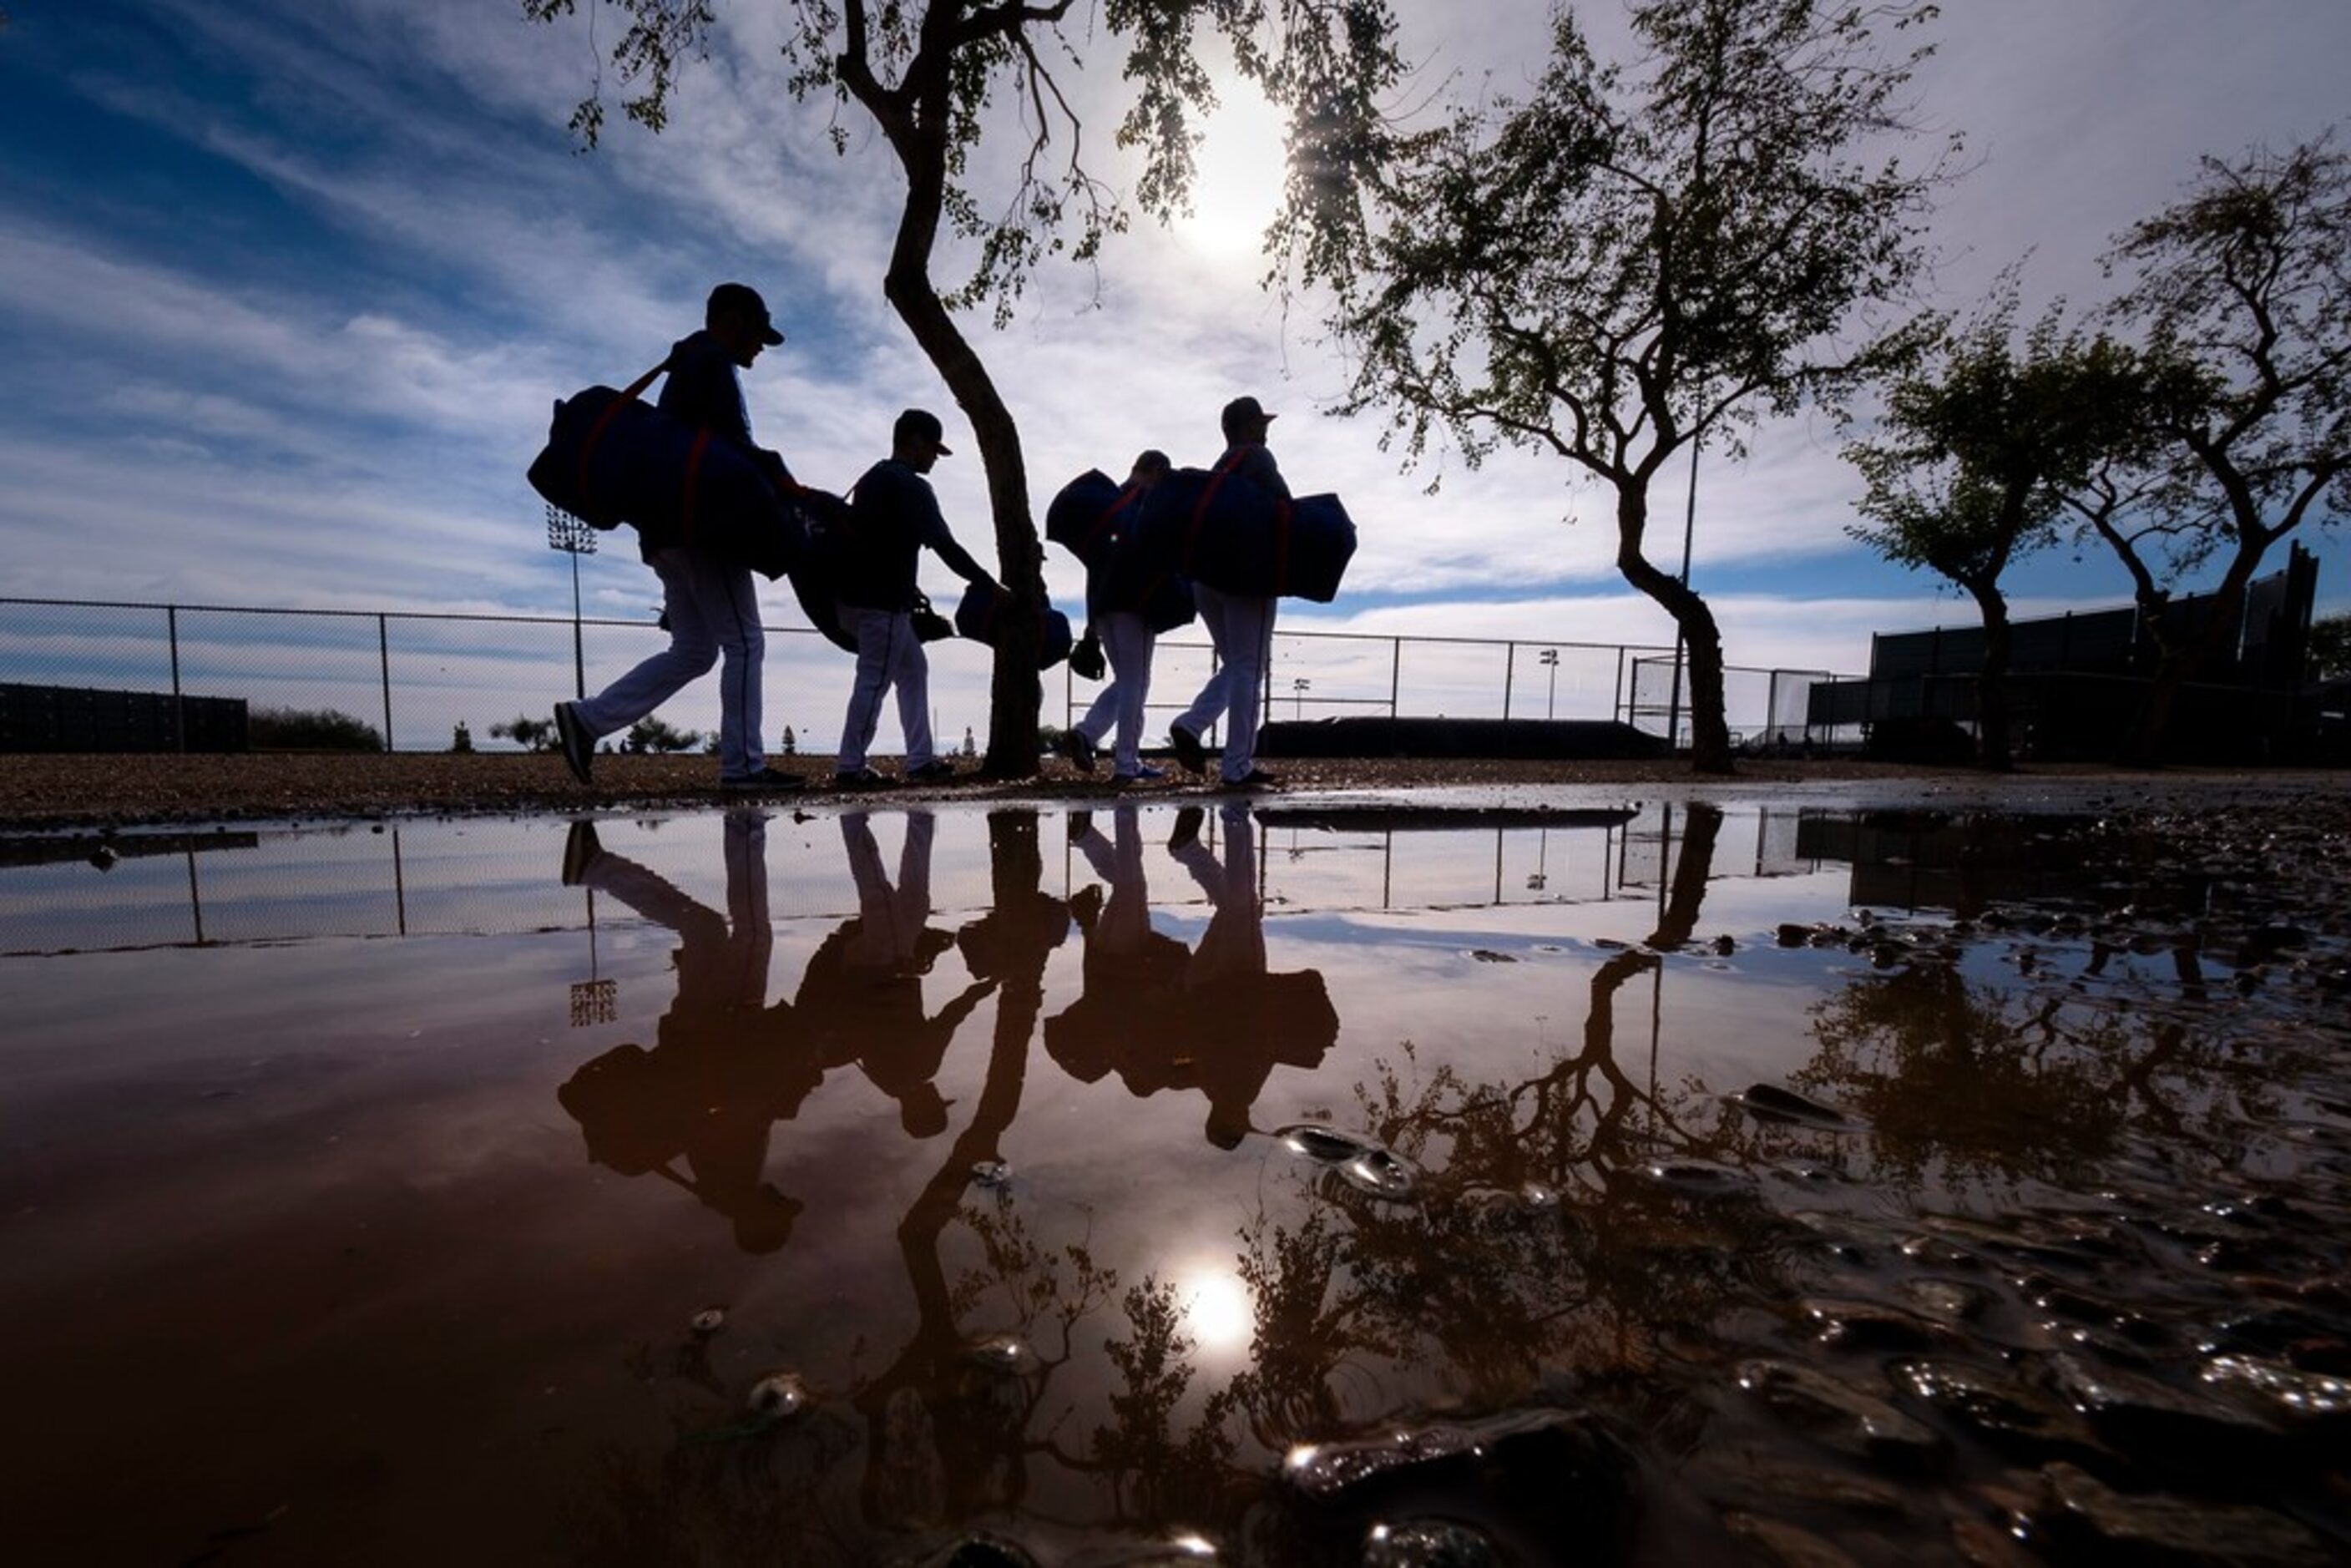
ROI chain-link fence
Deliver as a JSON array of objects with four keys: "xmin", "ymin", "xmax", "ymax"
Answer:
[
  {"xmin": 1623, "ymin": 650, "xmax": 1861, "ymax": 753},
  {"xmin": 3, "ymin": 595, "xmax": 1853, "ymax": 756}
]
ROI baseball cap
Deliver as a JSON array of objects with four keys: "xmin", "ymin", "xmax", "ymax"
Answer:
[
  {"xmin": 1221, "ymin": 395, "xmax": 1277, "ymax": 438},
  {"xmin": 894, "ymin": 407, "xmax": 953, "ymax": 456},
  {"xmin": 706, "ymin": 281, "xmax": 786, "ymax": 346}
]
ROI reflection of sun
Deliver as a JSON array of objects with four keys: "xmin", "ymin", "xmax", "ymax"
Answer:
[
  {"xmin": 1177, "ymin": 89, "xmax": 1287, "ymax": 258},
  {"xmin": 1181, "ymin": 1267, "xmax": 1254, "ymax": 1353}
]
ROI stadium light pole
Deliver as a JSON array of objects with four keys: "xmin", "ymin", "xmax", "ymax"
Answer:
[
  {"xmin": 1539, "ymin": 648, "xmax": 1560, "ymax": 720},
  {"xmin": 545, "ymin": 503, "xmax": 598, "ymax": 700}
]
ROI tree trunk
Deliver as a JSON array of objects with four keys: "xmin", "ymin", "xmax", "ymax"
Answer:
[
  {"xmin": 857, "ymin": 46, "xmax": 1045, "ymax": 780},
  {"xmin": 881, "ymin": 268, "xmax": 1044, "ymax": 781},
  {"xmin": 2121, "ymin": 543, "xmax": 2262, "ymax": 766},
  {"xmin": 1614, "ymin": 486, "xmax": 1734, "ymax": 773},
  {"xmin": 1966, "ymin": 579, "xmax": 2015, "ymax": 771},
  {"xmin": 1646, "ymin": 802, "xmax": 1723, "ymax": 948}
]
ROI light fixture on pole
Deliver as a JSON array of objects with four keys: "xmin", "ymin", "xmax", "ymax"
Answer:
[
  {"xmin": 1538, "ymin": 648, "xmax": 1560, "ymax": 720},
  {"xmin": 1292, "ymin": 676, "xmax": 1312, "ymax": 720},
  {"xmin": 545, "ymin": 503, "xmax": 599, "ymax": 701},
  {"xmin": 569, "ymin": 886, "xmax": 618, "ymax": 1027}
]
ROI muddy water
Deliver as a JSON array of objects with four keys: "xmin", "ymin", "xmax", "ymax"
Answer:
[{"xmin": 2, "ymin": 800, "xmax": 2347, "ymax": 1566}]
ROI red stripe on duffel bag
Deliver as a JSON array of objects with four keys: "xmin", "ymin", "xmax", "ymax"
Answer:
[
  {"xmin": 1085, "ymin": 483, "xmax": 1140, "ymax": 557},
  {"xmin": 574, "ymin": 359, "xmax": 671, "ymax": 518},
  {"xmin": 1184, "ymin": 453, "xmax": 1243, "ymax": 573}
]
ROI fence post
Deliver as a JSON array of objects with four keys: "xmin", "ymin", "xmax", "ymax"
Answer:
[
  {"xmin": 1502, "ymin": 642, "xmax": 1516, "ymax": 721},
  {"xmin": 1388, "ymin": 638, "xmax": 1403, "ymax": 749},
  {"xmin": 167, "ymin": 604, "xmax": 185, "ymax": 754},
  {"xmin": 378, "ymin": 614, "xmax": 394, "ymax": 753},
  {"xmin": 1614, "ymin": 645, "xmax": 1627, "ymax": 725}
]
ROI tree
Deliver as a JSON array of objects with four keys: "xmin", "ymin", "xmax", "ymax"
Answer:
[
  {"xmin": 491, "ymin": 713, "xmax": 556, "ymax": 751},
  {"xmin": 2084, "ymin": 130, "xmax": 2351, "ymax": 763},
  {"xmin": 2311, "ymin": 611, "xmax": 2351, "ymax": 681},
  {"xmin": 522, "ymin": 0, "xmax": 1404, "ymax": 777},
  {"xmin": 1321, "ymin": 0, "xmax": 1953, "ymax": 773},
  {"xmin": 1844, "ymin": 285, "xmax": 2148, "ymax": 768},
  {"xmin": 249, "ymin": 706, "xmax": 387, "ymax": 752},
  {"xmin": 629, "ymin": 715, "xmax": 702, "ymax": 753}
]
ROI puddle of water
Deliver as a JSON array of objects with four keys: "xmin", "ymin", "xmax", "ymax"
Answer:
[{"xmin": 3, "ymin": 801, "xmax": 2348, "ymax": 1565}]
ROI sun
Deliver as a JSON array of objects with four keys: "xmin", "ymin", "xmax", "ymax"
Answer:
[
  {"xmin": 1176, "ymin": 89, "xmax": 1288, "ymax": 259},
  {"xmin": 1179, "ymin": 1267, "xmax": 1255, "ymax": 1355}
]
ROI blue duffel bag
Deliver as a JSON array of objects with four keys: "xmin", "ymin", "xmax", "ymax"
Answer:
[
  {"xmin": 527, "ymin": 375, "xmax": 807, "ymax": 580},
  {"xmin": 1091, "ymin": 544, "xmax": 1197, "ymax": 634},
  {"xmin": 953, "ymin": 581, "xmax": 1074, "ymax": 670},
  {"xmin": 1167, "ymin": 460, "xmax": 1358, "ymax": 603},
  {"xmin": 786, "ymin": 488, "xmax": 857, "ymax": 653},
  {"xmin": 1044, "ymin": 469, "xmax": 1132, "ymax": 568}
]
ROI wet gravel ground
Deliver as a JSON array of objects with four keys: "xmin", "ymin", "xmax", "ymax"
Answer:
[
  {"xmin": 1207, "ymin": 790, "xmax": 2351, "ymax": 1566},
  {"xmin": 3, "ymin": 750, "xmax": 2348, "ymax": 828},
  {"xmin": 10, "ymin": 754, "xmax": 2351, "ymax": 1564}
]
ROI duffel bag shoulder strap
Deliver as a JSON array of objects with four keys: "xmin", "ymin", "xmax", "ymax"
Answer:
[
  {"xmin": 575, "ymin": 357, "xmax": 675, "ymax": 502},
  {"xmin": 620, "ymin": 359, "xmax": 670, "ymax": 401}
]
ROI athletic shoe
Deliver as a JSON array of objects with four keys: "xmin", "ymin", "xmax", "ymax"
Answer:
[
  {"xmin": 1059, "ymin": 729, "xmax": 1098, "ymax": 774},
  {"xmin": 554, "ymin": 701, "xmax": 594, "ymax": 786},
  {"xmin": 560, "ymin": 820, "xmax": 604, "ymax": 886},
  {"xmin": 1167, "ymin": 806, "xmax": 1204, "ymax": 854},
  {"xmin": 1113, "ymin": 763, "xmax": 1167, "ymax": 784},
  {"xmin": 721, "ymin": 766, "xmax": 806, "ymax": 792},
  {"xmin": 833, "ymin": 766, "xmax": 888, "ymax": 790},
  {"xmin": 1223, "ymin": 768, "xmax": 1282, "ymax": 790},
  {"xmin": 1169, "ymin": 723, "xmax": 1206, "ymax": 775},
  {"xmin": 906, "ymin": 758, "xmax": 957, "ymax": 782}
]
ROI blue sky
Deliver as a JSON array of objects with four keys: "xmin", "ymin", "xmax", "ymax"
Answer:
[{"xmin": 3, "ymin": 0, "xmax": 2347, "ymax": 746}]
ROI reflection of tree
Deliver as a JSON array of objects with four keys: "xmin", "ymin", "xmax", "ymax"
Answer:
[
  {"xmin": 1802, "ymin": 963, "xmax": 2115, "ymax": 1192},
  {"xmin": 1076, "ymin": 1277, "xmax": 1243, "ymax": 1533},
  {"xmin": 1221, "ymin": 806, "xmax": 1810, "ymax": 1452},
  {"xmin": 1797, "ymin": 929, "xmax": 2297, "ymax": 1196},
  {"xmin": 849, "ymin": 809, "xmax": 1109, "ymax": 1535},
  {"xmin": 564, "ymin": 1413, "xmax": 867, "ymax": 1568}
]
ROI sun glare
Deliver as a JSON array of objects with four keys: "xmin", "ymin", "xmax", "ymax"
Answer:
[
  {"xmin": 1181, "ymin": 1267, "xmax": 1255, "ymax": 1354},
  {"xmin": 1177, "ymin": 89, "xmax": 1287, "ymax": 259}
]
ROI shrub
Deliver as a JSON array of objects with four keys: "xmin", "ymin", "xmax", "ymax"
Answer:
[
  {"xmin": 627, "ymin": 716, "xmax": 701, "ymax": 753},
  {"xmin": 248, "ymin": 706, "xmax": 385, "ymax": 751},
  {"xmin": 491, "ymin": 715, "xmax": 556, "ymax": 751}
]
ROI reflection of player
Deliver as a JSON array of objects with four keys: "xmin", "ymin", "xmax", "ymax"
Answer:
[
  {"xmin": 554, "ymin": 811, "xmax": 817, "ymax": 1252},
  {"xmin": 796, "ymin": 810, "xmax": 994, "ymax": 1137},
  {"xmin": 1044, "ymin": 804, "xmax": 1191, "ymax": 1085},
  {"xmin": 1054, "ymin": 802, "xmax": 1337, "ymax": 1147},
  {"xmin": 1172, "ymin": 803, "xmax": 1328, "ymax": 1146}
]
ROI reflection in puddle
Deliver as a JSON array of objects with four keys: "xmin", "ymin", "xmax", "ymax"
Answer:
[{"xmin": 3, "ymin": 802, "xmax": 2348, "ymax": 1564}]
